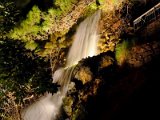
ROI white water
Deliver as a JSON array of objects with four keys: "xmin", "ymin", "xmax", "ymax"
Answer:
[
  {"xmin": 66, "ymin": 10, "xmax": 101, "ymax": 67},
  {"xmin": 22, "ymin": 10, "xmax": 101, "ymax": 120}
]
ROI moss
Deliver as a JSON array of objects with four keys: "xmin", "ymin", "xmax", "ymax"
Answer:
[
  {"xmin": 115, "ymin": 40, "xmax": 130, "ymax": 66},
  {"xmin": 63, "ymin": 96, "xmax": 74, "ymax": 116},
  {"xmin": 71, "ymin": 105, "xmax": 87, "ymax": 120},
  {"xmin": 82, "ymin": 2, "xmax": 98, "ymax": 18},
  {"xmin": 25, "ymin": 40, "xmax": 38, "ymax": 51}
]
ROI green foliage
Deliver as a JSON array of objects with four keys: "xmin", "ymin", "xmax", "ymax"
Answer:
[
  {"xmin": 25, "ymin": 40, "xmax": 38, "ymax": 51},
  {"xmin": 42, "ymin": 0, "xmax": 78, "ymax": 33},
  {"xmin": 82, "ymin": 2, "xmax": 98, "ymax": 18},
  {"xmin": 42, "ymin": 9, "xmax": 56, "ymax": 32},
  {"xmin": 0, "ymin": 39, "xmax": 58, "ymax": 95},
  {"xmin": 0, "ymin": 0, "xmax": 81, "ymax": 119},
  {"xmin": 0, "ymin": 39, "xmax": 58, "ymax": 118},
  {"xmin": 9, "ymin": 0, "xmax": 79, "ymax": 42},
  {"xmin": 54, "ymin": 0, "xmax": 78, "ymax": 13},
  {"xmin": 9, "ymin": 6, "xmax": 42, "ymax": 41},
  {"xmin": 8, "ymin": 0, "xmax": 78, "ymax": 55},
  {"xmin": 115, "ymin": 40, "xmax": 131, "ymax": 66}
]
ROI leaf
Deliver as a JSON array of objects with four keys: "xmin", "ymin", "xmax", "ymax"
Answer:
[
  {"xmin": 90, "ymin": 3, "xmax": 98, "ymax": 10},
  {"xmin": 59, "ymin": 43, "xmax": 66, "ymax": 48},
  {"xmin": 44, "ymin": 42, "xmax": 55, "ymax": 49},
  {"xmin": 25, "ymin": 41, "xmax": 38, "ymax": 51}
]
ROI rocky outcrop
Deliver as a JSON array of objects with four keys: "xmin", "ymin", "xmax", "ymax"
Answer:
[
  {"xmin": 127, "ymin": 41, "xmax": 160, "ymax": 67},
  {"xmin": 62, "ymin": 40, "xmax": 160, "ymax": 120},
  {"xmin": 62, "ymin": 51, "xmax": 115, "ymax": 119}
]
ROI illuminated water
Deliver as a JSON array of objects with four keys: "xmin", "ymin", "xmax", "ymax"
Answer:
[{"xmin": 22, "ymin": 10, "xmax": 101, "ymax": 120}]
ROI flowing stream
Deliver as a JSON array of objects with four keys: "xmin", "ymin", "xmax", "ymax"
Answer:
[{"xmin": 22, "ymin": 10, "xmax": 101, "ymax": 120}]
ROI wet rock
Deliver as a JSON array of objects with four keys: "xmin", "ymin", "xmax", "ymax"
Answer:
[
  {"xmin": 63, "ymin": 42, "xmax": 160, "ymax": 119},
  {"xmin": 75, "ymin": 66, "xmax": 93, "ymax": 84},
  {"xmin": 63, "ymin": 96, "xmax": 74, "ymax": 117},
  {"xmin": 99, "ymin": 55, "xmax": 114, "ymax": 69}
]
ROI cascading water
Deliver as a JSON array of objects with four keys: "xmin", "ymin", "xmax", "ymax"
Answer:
[{"xmin": 22, "ymin": 10, "xmax": 101, "ymax": 120}]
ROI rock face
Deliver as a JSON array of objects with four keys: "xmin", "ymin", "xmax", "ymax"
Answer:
[
  {"xmin": 62, "ymin": 40, "xmax": 160, "ymax": 120},
  {"xmin": 75, "ymin": 66, "xmax": 93, "ymax": 85},
  {"xmin": 127, "ymin": 41, "xmax": 160, "ymax": 67},
  {"xmin": 61, "ymin": 2, "xmax": 160, "ymax": 119},
  {"xmin": 62, "ymin": 51, "xmax": 115, "ymax": 119}
]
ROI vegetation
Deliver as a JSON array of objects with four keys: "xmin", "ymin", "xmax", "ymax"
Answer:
[
  {"xmin": 0, "ymin": 39, "xmax": 59, "ymax": 119},
  {"xmin": 115, "ymin": 40, "xmax": 128, "ymax": 65},
  {"xmin": 0, "ymin": 0, "xmax": 123, "ymax": 118},
  {"xmin": 0, "ymin": 0, "xmax": 58, "ymax": 119},
  {"xmin": 0, "ymin": 0, "xmax": 148, "ymax": 119},
  {"xmin": 8, "ymin": 0, "xmax": 80, "ymax": 56},
  {"xmin": 0, "ymin": 0, "xmax": 21, "ymax": 38}
]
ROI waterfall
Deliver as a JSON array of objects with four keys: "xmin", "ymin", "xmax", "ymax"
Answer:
[
  {"xmin": 66, "ymin": 10, "xmax": 101, "ymax": 67},
  {"xmin": 22, "ymin": 10, "xmax": 101, "ymax": 120}
]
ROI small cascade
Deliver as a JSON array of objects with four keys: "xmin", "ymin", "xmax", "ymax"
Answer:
[{"xmin": 22, "ymin": 10, "xmax": 101, "ymax": 120}]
